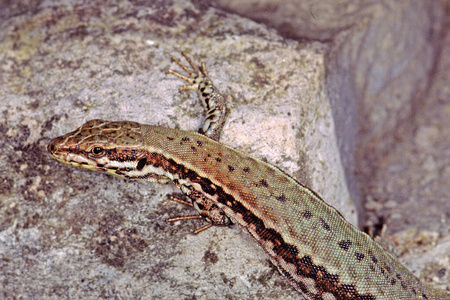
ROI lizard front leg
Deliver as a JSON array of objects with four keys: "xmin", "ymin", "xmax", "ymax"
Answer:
[{"xmin": 166, "ymin": 52, "xmax": 228, "ymax": 141}]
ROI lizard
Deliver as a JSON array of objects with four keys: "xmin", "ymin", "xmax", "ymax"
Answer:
[{"xmin": 47, "ymin": 52, "xmax": 449, "ymax": 300}]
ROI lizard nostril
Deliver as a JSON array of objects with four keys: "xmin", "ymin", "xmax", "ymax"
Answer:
[{"xmin": 47, "ymin": 140, "xmax": 56, "ymax": 153}]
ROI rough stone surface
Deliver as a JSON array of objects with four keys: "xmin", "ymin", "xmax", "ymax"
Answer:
[
  {"xmin": 1, "ymin": 0, "xmax": 449, "ymax": 298},
  {"xmin": 0, "ymin": 1, "xmax": 352, "ymax": 299}
]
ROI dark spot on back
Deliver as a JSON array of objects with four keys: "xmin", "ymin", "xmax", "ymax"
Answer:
[
  {"xmin": 320, "ymin": 218, "xmax": 331, "ymax": 231},
  {"xmin": 228, "ymin": 165, "xmax": 234, "ymax": 172},
  {"xmin": 216, "ymin": 157, "xmax": 221, "ymax": 162},
  {"xmin": 243, "ymin": 167, "xmax": 250, "ymax": 173},
  {"xmin": 259, "ymin": 179, "xmax": 268, "ymax": 187},
  {"xmin": 338, "ymin": 240, "xmax": 352, "ymax": 251},
  {"xmin": 355, "ymin": 252, "xmax": 364, "ymax": 261},
  {"xmin": 276, "ymin": 194, "xmax": 287, "ymax": 202},
  {"xmin": 303, "ymin": 211, "xmax": 312, "ymax": 219},
  {"xmin": 370, "ymin": 254, "xmax": 378, "ymax": 264}
]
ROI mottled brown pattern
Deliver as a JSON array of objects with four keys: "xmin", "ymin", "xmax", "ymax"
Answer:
[
  {"xmin": 47, "ymin": 51, "xmax": 448, "ymax": 299},
  {"xmin": 47, "ymin": 120, "xmax": 449, "ymax": 299},
  {"xmin": 48, "ymin": 127, "xmax": 389, "ymax": 299}
]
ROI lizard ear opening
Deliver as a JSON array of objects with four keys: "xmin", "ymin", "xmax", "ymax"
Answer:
[{"xmin": 136, "ymin": 157, "xmax": 147, "ymax": 171}]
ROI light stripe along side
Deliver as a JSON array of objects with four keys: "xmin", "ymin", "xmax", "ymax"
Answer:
[
  {"xmin": 47, "ymin": 119, "xmax": 449, "ymax": 300},
  {"xmin": 138, "ymin": 124, "xmax": 447, "ymax": 300}
]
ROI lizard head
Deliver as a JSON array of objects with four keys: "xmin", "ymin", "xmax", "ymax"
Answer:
[{"xmin": 47, "ymin": 119, "xmax": 150, "ymax": 179}]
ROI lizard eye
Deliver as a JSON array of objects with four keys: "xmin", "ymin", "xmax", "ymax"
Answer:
[{"xmin": 92, "ymin": 147, "xmax": 104, "ymax": 155}]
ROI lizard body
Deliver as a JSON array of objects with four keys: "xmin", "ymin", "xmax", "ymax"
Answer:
[{"xmin": 47, "ymin": 53, "xmax": 449, "ymax": 299}]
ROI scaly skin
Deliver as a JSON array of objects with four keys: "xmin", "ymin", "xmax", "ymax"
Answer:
[{"xmin": 48, "ymin": 53, "xmax": 449, "ymax": 300}]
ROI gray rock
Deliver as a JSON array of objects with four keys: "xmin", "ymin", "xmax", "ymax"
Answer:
[{"xmin": 0, "ymin": 1, "xmax": 352, "ymax": 299}]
